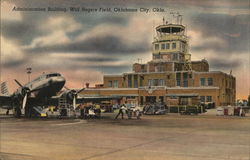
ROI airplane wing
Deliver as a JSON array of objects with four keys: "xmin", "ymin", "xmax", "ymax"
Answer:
[{"xmin": 0, "ymin": 95, "xmax": 12, "ymax": 107}]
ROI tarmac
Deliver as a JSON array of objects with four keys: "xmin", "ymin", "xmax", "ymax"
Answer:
[{"xmin": 0, "ymin": 111, "xmax": 250, "ymax": 160}]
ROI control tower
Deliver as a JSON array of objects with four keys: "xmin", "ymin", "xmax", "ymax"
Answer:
[{"xmin": 152, "ymin": 17, "xmax": 192, "ymax": 71}]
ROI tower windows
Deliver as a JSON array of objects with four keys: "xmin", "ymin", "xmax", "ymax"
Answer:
[
  {"xmin": 153, "ymin": 79, "xmax": 158, "ymax": 86},
  {"xmin": 134, "ymin": 75, "xmax": 138, "ymax": 88},
  {"xmin": 172, "ymin": 42, "xmax": 176, "ymax": 49},
  {"xmin": 176, "ymin": 72, "xmax": 181, "ymax": 86},
  {"xmin": 148, "ymin": 79, "xmax": 153, "ymax": 86},
  {"xmin": 159, "ymin": 79, "xmax": 165, "ymax": 86},
  {"xmin": 153, "ymin": 54, "xmax": 160, "ymax": 59},
  {"xmin": 172, "ymin": 53, "xmax": 178, "ymax": 61},
  {"xmin": 113, "ymin": 80, "xmax": 118, "ymax": 88},
  {"xmin": 208, "ymin": 78, "xmax": 213, "ymax": 86},
  {"xmin": 108, "ymin": 81, "xmax": 112, "ymax": 87},
  {"xmin": 128, "ymin": 75, "xmax": 132, "ymax": 88},
  {"xmin": 206, "ymin": 96, "xmax": 212, "ymax": 102},
  {"xmin": 161, "ymin": 43, "xmax": 165, "ymax": 50},
  {"xmin": 155, "ymin": 44, "xmax": 159, "ymax": 50},
  {"xmin": 183, "ymin": 72, "xmax": 188, "ymax": 87},
  {"xmin": 200, "ymin": 78, "xmax": 206, "ymax": 86},
  {"xmin": 148, "ymin": 79, "xmax": 165, "ymax": 86},
  {"xmin": 166, "ymin": 43, "xmax": 170, "ymax": 49}
]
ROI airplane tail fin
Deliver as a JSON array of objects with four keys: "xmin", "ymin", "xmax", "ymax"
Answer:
[{"xmin": 0, "ymin": 82, "xmax": 9, "ymax": 96}]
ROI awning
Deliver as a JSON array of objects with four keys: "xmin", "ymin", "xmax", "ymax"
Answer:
[{"xmin": 166, "ymin": 94, "xmax": 199, "ymax": 97}]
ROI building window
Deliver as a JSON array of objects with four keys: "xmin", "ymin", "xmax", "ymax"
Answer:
[
  {"xmin": 166, "ymin": 43, "xmax": 170, "ymax": 49},
  {"xmin": 128, "ymin": 75, "xmax": 132, "ymax": 88},
  {"xmin": 189, "ymin": 73, "xmax": 192, "ymax": 78},
  {"xmin": 200, "ymin": 96, "xmax": 205, "ymax": 102},
  {"xmin": 141, "ymin": 65, "xmax": 146, "ymax": 72},
  {"xmin": 155, "ymin": 44, "xmax": 159, "ymax": 50},
  {"xmin": 113, "ymin": 80, "xmax": 118, "ymax": 88},
  {"xmin": 148, "ymin": 79, "xmax": 153, "ymax": 86},
  {"xmin": 159, "ymin": 79, "xmax": 165, "ymax": 86},
  {"xmin": 172, "ymin": 53, "xmax": 178, "ymax": 61},
  {"xmin": 157, "ymin": 66, "xmax": 165, "ymax": 72},
  {"xmin": 139, "ymin": 75, "xmax": 143, "ymax": 87},
  {"xmin": 176, "ymin": 80, "xmax": 181, "ymax": 86},
  {"xmin": 172, "ymin": 42, "xmax": 176, "ymax": 49},
  {"xmin": 176, "ymin": 72, "xmax": 181, "ymax": 86},
  {"xmin": 206, "ymin": 96, "xmax": 212, "ymax": 102},
  {"xmin": 183, "ymin": 80, "xmax": 188, "ymax": 87},
  {"xmin": 161, "ymin": 43, "xmax": 165, "ymax": 50},
  {"xmin": 153, "ymin": 79, "xmax": 158, "ymax": 86},
  {"xmin": 200, "ymin": 78, "xmax": 206, "ymax": 86},
  {"xmin": 183, "ymin": 72, "xmax": 188, "ymax": 79},
  {"xmin": 134, "ymin": 75, "xmax": 138, "ymax": 88},
  {"xmin": 108, "ymin": 81, "xmax": 112, "ymax": 87},
  {"xmin": 153, "ymin": 54, "xmax": 160, "ymax": 59},
  {"xmin": 183, "ymin": 72, "xmax": 188, "ymax": 87},
  {"xmin": 208, "ymin": 78, "xmax": 213, "ymax": 86},
  {"xmin": 159, "ymin": 96, "xmax": 164, "ymax": 104}
]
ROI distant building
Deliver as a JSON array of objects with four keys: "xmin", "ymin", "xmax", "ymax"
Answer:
[{"xmin": 80, "ymin": 18, "xmax": 236, "ymax": 107}]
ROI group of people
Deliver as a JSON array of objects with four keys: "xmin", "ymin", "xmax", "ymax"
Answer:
[
  {"xmin": 80, "ymin": 103, "xmax": 101, "ymax": 118},
  {"xmin": 115, "ymin": 102, "xmax": 141, "ymax": 119}
]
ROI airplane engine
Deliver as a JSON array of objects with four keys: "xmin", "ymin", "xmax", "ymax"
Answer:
[
  {"xmin": 66, "ymin": 90, "xmax": 77, "ymax": 101},
  {"xmin": 62, "ymin": 87, "xmax": 85, "ymax": 110},
  {"xmin": 21, "ymin": 87, "xmax": 30, "ymax": 97}
]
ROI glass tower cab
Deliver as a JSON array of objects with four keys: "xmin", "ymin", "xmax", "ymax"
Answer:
[{"xmin": 152, "ymin": 20, "xmax": 191, "ymax": 64}]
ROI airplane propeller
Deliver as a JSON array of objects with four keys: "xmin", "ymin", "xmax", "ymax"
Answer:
[
  {"xmin": 22, "ymin": 93, "xmax": 28, "ymax": 109},
  {"xmin": 14, "ymin": 79, "xmax": 39, "ymax": 110},
  {"xmin": 64, "ymin": 87, "xmax": 85, "ymax": 110}
]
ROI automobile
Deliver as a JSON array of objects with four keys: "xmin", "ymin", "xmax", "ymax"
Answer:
[{"xmin": 143, "ymin": 103, "xmax": 166, "ymax": 115}]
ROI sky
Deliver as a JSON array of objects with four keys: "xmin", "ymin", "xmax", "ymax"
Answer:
[{"xmin": 0, "ymin": 0, "xmax": 249, "ymax": 99}]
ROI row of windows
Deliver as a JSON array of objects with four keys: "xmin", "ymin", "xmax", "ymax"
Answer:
[
  {"xmin": 176, "ymin": 80, "xmax": 188, "ymax": 87},
  {"xmin": 110, "ymin": 77, "xmax": 213, "ymax": 88},
  {"xmin": 148, "ymin": 79, "xmax": 165, "ymax": 86},
  {"xmin": 200, "ymin": 78, "xmax": 213, "ymax": 86},
  {"xmin": 108, "ymin": 80, "xmax": 119, "ymax": 88},
  {"xmin": 176, "ymin": 72, "xmax": 190, "ymax": 87},
  {"xmin": 155, "ymin": 42, "xmax": 176, "ymax": 50},
  {"xmin": 154, "ymin": 42, "xmax": 187, "ymax": 51},
  {"xmin": 200, "ymin": 96, "xmax": 212, "ymax": 102},
  {"xmin": 153, "ymin": 53, "xmax": 179, "ymax": 61}
]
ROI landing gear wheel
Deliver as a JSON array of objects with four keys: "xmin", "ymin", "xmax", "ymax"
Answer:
[
  {"xmin": 25, "ymin": 106, "xmax": 32, "ymax": 118},
  {"xmin": 6, "ymin": 109, "xmax": 9, "ymax": 115},
  {"xmin": 13, "ymin": 107, "xmax": 21, "ymax": 118}
]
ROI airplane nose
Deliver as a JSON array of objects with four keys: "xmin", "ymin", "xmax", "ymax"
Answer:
[
  {"xmin": 50, "ymin": 76, "xmax": 66, "ymax": 89},
  {"xmin": 56, "ymin": 76, "xmax": 66, "ymax": 83}
]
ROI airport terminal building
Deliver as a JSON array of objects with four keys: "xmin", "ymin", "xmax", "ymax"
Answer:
[{"xmin": 80, "ymin": 19, "xmax": 236, "ymax": 107}]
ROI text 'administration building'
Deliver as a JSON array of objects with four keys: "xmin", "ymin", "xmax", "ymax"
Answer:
[{"xmin": 80, "ymin": 19, "xmax": 236, "ymax": 107}]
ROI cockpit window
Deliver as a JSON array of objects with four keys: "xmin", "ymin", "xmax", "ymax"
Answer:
[{"xmin": 46, "ymin": 73, "xmax": 61, "ymax": 78}]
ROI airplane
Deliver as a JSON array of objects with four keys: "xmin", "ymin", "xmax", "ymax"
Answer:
[{"xmin": 0, "ymin": 72, "xmax": 85, "ymax": 118}]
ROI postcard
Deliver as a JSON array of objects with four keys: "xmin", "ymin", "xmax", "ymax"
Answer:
[{"xmin": 1, "ymin": 0, "xmax": 249, "ymax": 160}]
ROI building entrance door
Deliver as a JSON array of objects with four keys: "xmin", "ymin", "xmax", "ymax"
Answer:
[{"xmin": 146, "ymin": 96, "xmax": 156, "ymax": 103}]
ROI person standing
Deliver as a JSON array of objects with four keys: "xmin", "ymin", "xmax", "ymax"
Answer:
[{"xmin": 115, "ymin": 103, "xmax": 127, "ymax": 119}]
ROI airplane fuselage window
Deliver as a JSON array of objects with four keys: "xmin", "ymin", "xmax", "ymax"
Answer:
[{"xmin": 46, "ymin": 73, "xmax": 61, "ymax": 78}]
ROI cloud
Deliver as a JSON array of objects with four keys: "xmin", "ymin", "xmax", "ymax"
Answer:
[
  {"xmin": 72, "ymin": 57, "xmax": 118, "ymax": 62},
  {"xmin": 209, "ymin": 57, "xmax": 242, "ymax": 70},
  {"xmin": 26, "ymin": 16, "xmax": 82, "ymax": 48},
  {"xmin": 190, "ymin": 13, "xmax": 249, "ymax": 54},
  {"xmin": 1, "ymin": 37, "xmax": 26, "ymax": 68},
  {"xmin": 24, "ymin": 34, "xmax": 149, "ymax": 55},
  {"xmin": 23, "ymin": 15, "xmax": 152, "ymax": 55}
]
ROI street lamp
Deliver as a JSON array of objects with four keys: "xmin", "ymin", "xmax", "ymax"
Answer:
[{"xmin": 26, "ymin": 67, "xmax": 32, "ymax": 83}]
